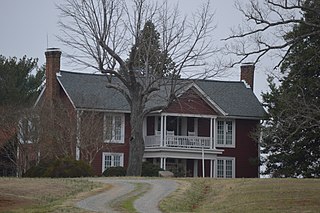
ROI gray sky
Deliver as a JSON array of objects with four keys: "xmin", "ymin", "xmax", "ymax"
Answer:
[{"xmin": 0, "ymin": 0, "xmax": 269, "ymax": 99}]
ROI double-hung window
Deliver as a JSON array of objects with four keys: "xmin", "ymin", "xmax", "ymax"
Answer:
[
  {"xmin": 102, "ymin": 152, "xmax": 124, "ymax": 172},
  {"xmin": 216, "ymin": 120, "xmax": 235, "ymax": 147},
  {"xmin": 217, "ymin": 158, "xmax": 235, "ymax": 178},
  {"xmin": 104, "ymin": 114, "xmax": 125, "ymax": 143},
  {"xmin": 18, "ymin": 117, "xmax": 39, "ymax": 144}
]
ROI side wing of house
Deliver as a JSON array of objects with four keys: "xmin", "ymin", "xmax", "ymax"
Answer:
[
  {"xmin": 143, "ymin": 80, "xmax": 264, "ymax": 178},
  {"xmin": 56, "ymin": 70, "xmax": 131, "ymax": 175}
]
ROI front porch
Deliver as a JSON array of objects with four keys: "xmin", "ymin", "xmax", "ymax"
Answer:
[
  {"xmin": 144, "ymin": 114, "xmax": 220, "ymax": 150},
  {"xmin": 142, "ymin": 110, "xmax": 237, "ymax": 178},
  {"xmin": 145, "ymin": 134, "xmax": 211, "ymax": 149}
]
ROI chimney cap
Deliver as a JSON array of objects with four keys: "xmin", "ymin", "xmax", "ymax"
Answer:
[
  {"xmin": 46, "ymin": 47, "xmax": 61, "ymax": 52},
  {"xmin": 240, "ymin": 62, "xmax": 254, "ymax": 66}
]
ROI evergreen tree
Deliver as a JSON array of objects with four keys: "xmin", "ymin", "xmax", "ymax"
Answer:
[
  {"xmin": 128, "ymin": 20, "xmax": 175, "ymax": 77},
  {"xmin": 0, "ymin": 55, "xmax": 44, "ymax": 134},
  {"xmin": 0, "ymin": 55, "xmax": 44, "ymax": 176},
  {"xmin": 261, "ymin": 0, "xmax": 320, "ymax": 177},
  {"xmin": 0, "ymin": 56, "xmax": 44, "ymax": 107}
]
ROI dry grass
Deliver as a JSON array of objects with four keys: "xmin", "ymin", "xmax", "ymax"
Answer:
[
  {"xmin": 0, "ymin": 177, "xmax": 104, "ymax": 212},
  {"xmin": 2, "ymin": 177, "xmax": 319, "ymax": 213},
  {"xmin": 160, "ymin": 178, "xmax": 320, "ymax": 213}
]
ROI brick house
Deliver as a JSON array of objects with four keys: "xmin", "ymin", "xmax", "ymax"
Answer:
[{"xmin": 36, "ymin": 48, "xmax": 265, "ymax": 178}]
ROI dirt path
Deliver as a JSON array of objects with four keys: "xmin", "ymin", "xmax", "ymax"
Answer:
[{"xmin": 76, "ymin": 178, "xmax": 178, "ymax": 213}]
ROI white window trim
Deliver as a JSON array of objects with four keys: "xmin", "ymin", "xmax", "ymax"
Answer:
[
  {"xmin": 215, "ymin": 119, "xmax": 236, "ymax": 148},
  {"xmin": 102, "ymin": 152, "xmax": 124, "ymax": 173},
  {"xmin": 18, "ymin": 117, "xmax": 38, "ymax": 144},
  {"xmin": 103, "ymin": 113, "xmax": 125, "ymax": 143},
  {"xmin": 216, "ymin": 157, "xmax": 235, "ymax": 178}
]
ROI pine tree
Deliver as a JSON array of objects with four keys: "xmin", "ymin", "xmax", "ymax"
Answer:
[
  {"xmin": 261, "ymin": 0, "xmax": 320, "ymax": 177},
  {"xmin": 0, "ymin": 56, "xmax": 44, "ymax": 107},
  {"xmin": 0, "ymin": 56, "xmax": 44, "ymax": 176},
  {"xmin": 128, "ymin": 20, "xmax": 175, "ymax": 77}
]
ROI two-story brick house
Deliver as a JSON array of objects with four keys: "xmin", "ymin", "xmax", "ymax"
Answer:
[{"xmin": 36, "ymin": 48, "xmax": 265, "ymax": 178}]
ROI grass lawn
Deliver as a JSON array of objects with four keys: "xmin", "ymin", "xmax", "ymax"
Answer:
[
  {"xmin": 0, "ymin": 177, "xmax": 105, "ymax": 212},
  {"xmin": 160, "ymin": 178, "xmax": 320, "ymax": 213},
  {"xmin": 1, "ymin": 177, "xmax": 319, "ymax": 212}
]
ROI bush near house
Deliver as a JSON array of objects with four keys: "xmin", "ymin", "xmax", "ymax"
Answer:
[
  {"xmin": 24, "ymin": 158, "xmax": 94, "ymax": 178},
  {"xmin": 141, "ymin": 161, "xmax": 163, "ymax": 177},
  {"xmin": 23, "ymin": 161, "xmax": 51, "ymax": 177},
  {"xmin": 102, "ymin": 166, "xmax": 127, "ymax": 177}
]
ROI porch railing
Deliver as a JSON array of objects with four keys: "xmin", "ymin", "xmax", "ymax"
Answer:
[{"xmin": 145, "ymin": 135, "xmax": 212, "ymax": 149}]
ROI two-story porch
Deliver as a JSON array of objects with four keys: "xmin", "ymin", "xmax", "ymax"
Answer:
[{"xmin": 143, "ymin": 113, "xmax": 235, "ymax": 177}]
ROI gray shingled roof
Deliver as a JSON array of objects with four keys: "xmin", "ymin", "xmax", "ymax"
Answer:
[
  {"xmin": 195, "ymin": 79, "xmax": 266, "ymax": 118},
  {"xmin": 58, "ymin": 71, "xmax": 130, "ymax": 111},
  {"xmin": 57, "ymin": 71, "xmax": 265, "ymax": 118}
]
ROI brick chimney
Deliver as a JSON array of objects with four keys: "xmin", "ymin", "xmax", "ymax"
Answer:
[
  {"xmin": 240, "ymin": 63, "xmax": 255, "ymax": 90},
  {"xmin": 45, "ymin": 48, "xmax": 61, "ymax": 102}
]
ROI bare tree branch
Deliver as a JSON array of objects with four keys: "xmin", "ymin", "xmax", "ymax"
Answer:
[{"xmin": 224, "ymin": 0, "xmax": 320, "ymax": 68}]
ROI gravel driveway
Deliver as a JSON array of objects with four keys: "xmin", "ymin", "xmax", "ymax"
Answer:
[{"xmin": 76, "ymin": 178, "xmax": 178, "ymax": 213}]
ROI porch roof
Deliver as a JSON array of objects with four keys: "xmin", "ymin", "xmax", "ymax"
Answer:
[{"xmin": 57, "ymin": 71, "xmax": 265, "ymax": 118}]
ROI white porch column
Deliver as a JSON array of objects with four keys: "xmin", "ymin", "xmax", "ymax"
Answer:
[
  {"xmin": 213, "ymin": 118, "xmax": 217, "ymax": 149},
  {"xmin": 194, "ymin": 160, "xmax": 198, "ymax": 177},
  {"xmin": 160, "ymin": 158, "xmax": 164, "ymax": 169},
  {"xmin": 163, "ymin": 116, "xmax": 167, "ymax": 147},
  {"xmin": 213, "ymin": 158, "xmax": 217, "ymax": 178},
  {"xmin": 210, "ymin": 118, "xmax": 213, "ymax": 149},
  {"xmin": 142, "ymin": 117, "xmax": 147, "ymax": 139},
  {"xmin": 160, "ymin": 115, "xmax": 164, "ymax": 147},
  {"xmin": 163, "ymin": 158, "xmax": 167, "ymax": 170},
  {"xmin": 210, "ymin": 160, "xmax": 213, "ymax": 178},
  {"xmin": 202, "ymin": 146, "xmax": 205, "ymax": 178},
  {"xmin": 76, "ymin": 110, "xmax": 81, "ymax": 161}
]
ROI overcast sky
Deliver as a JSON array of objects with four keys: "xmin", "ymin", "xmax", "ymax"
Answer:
[{"xmin": 0, "ymin": 0, "xmax": 269, "ymax": 99}]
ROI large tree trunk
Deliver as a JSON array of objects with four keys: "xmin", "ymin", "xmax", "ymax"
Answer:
[{"xmin": 126, "ymin": 92, "xmax": 145, "ymax": 176}]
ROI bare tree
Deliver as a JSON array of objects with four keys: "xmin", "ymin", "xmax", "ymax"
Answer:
[
  {"xmin": 0, "ymin": 107, "xmax": 41, "ymax": 177},
  {"xmin": 225, "ymin": 0, "xmax": 320, "ymax": 68},
  {"xmin": 36, "ymin": 101, "xmax": 77, "ymax": 161},
  {"xmin": 78, "ymin": 111, "xmax": 111, "ymax": 165},
  {"xmin": 58, "ymin": 0, "xmax": 220, "ymax": 175}
]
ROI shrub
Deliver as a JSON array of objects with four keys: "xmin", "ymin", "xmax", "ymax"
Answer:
[
  {"xmin": 141, "ymin": 161, "xmax": 163, "ymax": 177},
  {"xmin": 23, "ymin": 158, "xmax": 94, "ymax": 178},
  {"xmin": 44, "ymin": 158, "xmax": 94, "ymax": 178},
  {"xmin": 102, "ymin": 166, "xmax": 126, "ymax": 177},
  {"xmin": 23, "ymin": 161, "xmax": 50, "ymax": 177}
]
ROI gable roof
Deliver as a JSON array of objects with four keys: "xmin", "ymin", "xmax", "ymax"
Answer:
[
  {"xmin": 57, "ymin": 71, "xmax": 130, "ymax": 112},
  {"xmin": 57, "ymin": 71, "xmax": 266, "ymax": 118},
  {"xmin": 194, "ymin": 79, "xmax": 266, "ymax": 118}
]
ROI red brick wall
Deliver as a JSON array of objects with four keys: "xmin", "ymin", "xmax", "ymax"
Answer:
[
  {"xmin": 90, "ymin": 113, "xmax": 131, "ymax": 175},
  {"xmin": 198, "ymin": 118, "xmax": 210, "ymax": 137},
  {"xmin": 146, "ymin": 116, "xmax": 155, "ymax": 136},
  {"xmin": 220, "ymin": 119, "xmax": 260, "ymax": 178},
  {"xmin": 197, "ymin": 160, "xmax": 211, "ymax": 177},
  {"xmin": 164, "ymin": 89, "xmax": 217, "ymax": 115}
]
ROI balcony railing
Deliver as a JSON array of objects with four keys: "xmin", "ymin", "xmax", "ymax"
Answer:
[{"xmin": 145, "ymin": 135, "xmax": 212, "ymax": 149}]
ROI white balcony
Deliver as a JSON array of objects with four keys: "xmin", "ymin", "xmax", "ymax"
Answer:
[{"xmin": 145, "ymin": 135, "xmax": 212, "ymax": 149}]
